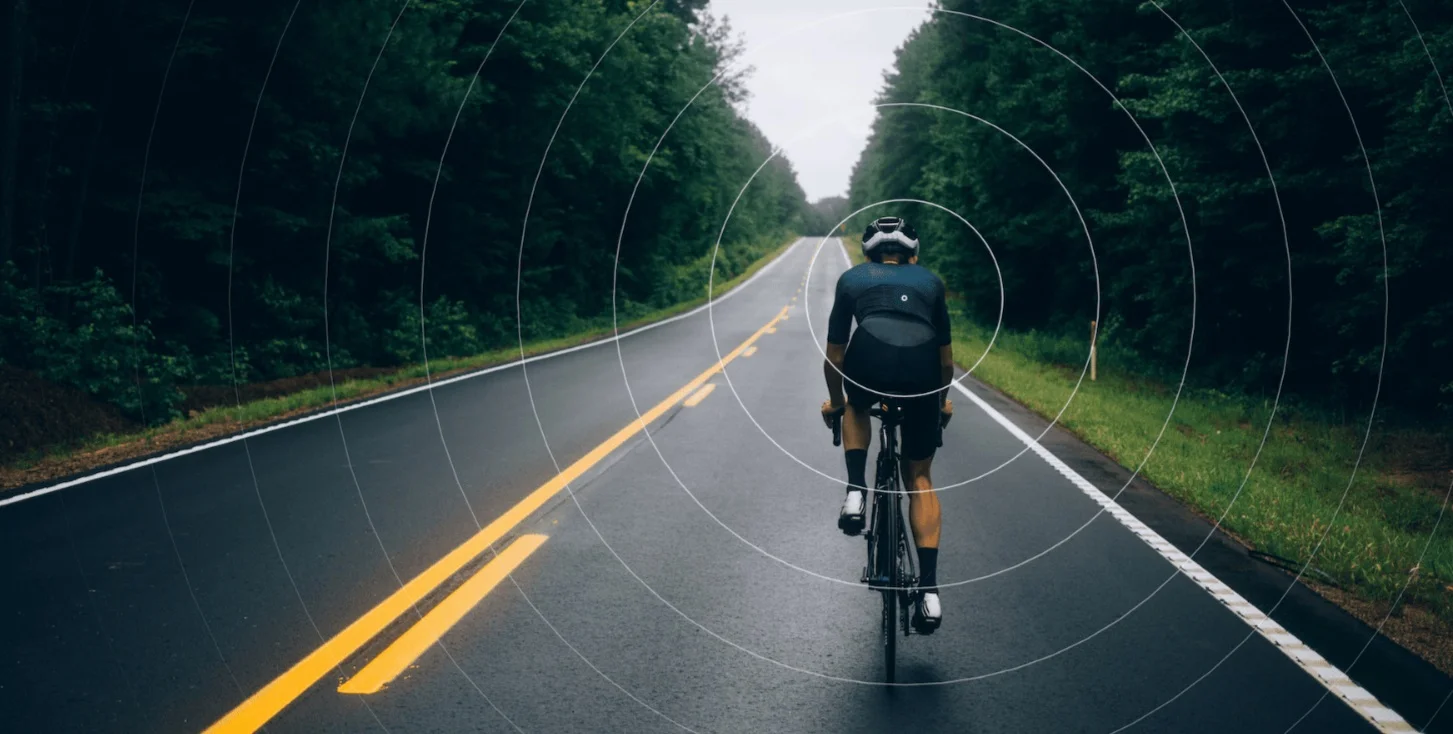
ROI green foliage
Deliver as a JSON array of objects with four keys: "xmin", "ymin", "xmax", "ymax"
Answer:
[
  {"xmin": 382, "ymin": 294, "xmax": 484, "ymax": 365},
  {"xmin": 0, "ymin": 0, "xmax": 810, "ymax": 426},
  {"xmin": 802, "ymin": 196, "xmax": 851, "ymax": 235},
  {"xmin": 0, "ymin": 265, "xmax": 185, "ymax": 423},
  {"xmin": 848, "ymin": 0, "xmax": 1453, "ymax": 418}
]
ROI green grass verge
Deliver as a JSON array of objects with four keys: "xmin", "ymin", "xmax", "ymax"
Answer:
[
  {"xmin": 950, "ymin": 321, "xmax": 1453, "ymax": 621},
  {"xmin": 842, "ymin": 234, "xmax": 866, "ymax": 265},
  {"xmin": 6, "ymin": 235, "xmax": 801, "ymax": 482}
]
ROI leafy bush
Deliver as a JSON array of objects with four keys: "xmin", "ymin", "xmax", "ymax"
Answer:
[
  {"xmin": 1, "ymin": 0, "xmax": 814, "ymax": 439},
  {"xmin": 1, "ymin": 264, "xmax": 187, "ymax": 424},
  {"xmin": 382, "ymin": 294, "xmax": 484, "ymax": 365}
]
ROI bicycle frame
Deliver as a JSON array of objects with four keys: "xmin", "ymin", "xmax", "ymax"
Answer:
[
  {"xmin": 829, "ymin": 399, "xmax": 924, "ymax": 683},
  {"xmin": 859, "ymin": 401, "xmax": 920, "ymax": 683},
  {"xmin": 862, "ymin": 403, "xmax": 920, "ymax": 591}
]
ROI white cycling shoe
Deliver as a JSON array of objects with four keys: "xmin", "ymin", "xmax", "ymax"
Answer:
[
  {"xmin": 837, "ymin": 489, "xmax": 866, "ymax": 535},
  {"xmin": 912, "ymin": 591, "xmax": 942, "ymax": 634}
]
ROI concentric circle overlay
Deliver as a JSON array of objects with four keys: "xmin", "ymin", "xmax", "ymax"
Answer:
[
  {"xmin": 690, "ymin": 113, "xmax": 1103, "ymax": 590},
  {"xmin": 607, "ymin": 104, "xmax": 1090, "ymax": 594},
  {"xmin": 412, "ymin": 0, "xmax": 703, "ymax": 730},
  {"xmin": 723, "ymin": 103, "xmax": 1100, "ymax": 495},
  {"xmin": 560, "ymin": 4, "xmax": 1211, "ymax": 690}
]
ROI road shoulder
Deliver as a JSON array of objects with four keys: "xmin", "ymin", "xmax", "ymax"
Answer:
[
  {"xmin": 953, "ymin": 371, "xmax": 1453, "ymax": 732},
  {"xmin": 0, "ymin": 237, "xmax": 805, "ymax": 502}
]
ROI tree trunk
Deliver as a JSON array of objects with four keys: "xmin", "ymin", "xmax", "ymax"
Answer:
[
  {"xmin": 0, "ymin": 0, "xmax": 25, "ymax": 266},
  {"xmin": 66, "ymin": 0, "xmax": 119, "ymax": 283},
  {"xmin": 66, "ymin": 104, "xmax": 107, "ymax": 283},
  {"xmin": 35, "ymin": 0, "xmax": 94, "ymax": 287}
]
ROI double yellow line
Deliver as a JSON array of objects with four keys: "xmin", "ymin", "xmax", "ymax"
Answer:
[{"xmin": 206, "ymin": 305, "xmax": 788, "ymax": 733}]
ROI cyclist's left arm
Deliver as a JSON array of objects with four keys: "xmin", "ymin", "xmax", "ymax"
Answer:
[
  {"xmin": 934, "ymin": 280, "xmax": 954, "ymax": 413},
  {"xmin": 824, "ymin": 275, "xmax": 854, "ymax": 409}
]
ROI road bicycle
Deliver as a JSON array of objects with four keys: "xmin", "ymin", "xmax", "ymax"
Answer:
[{"xmin": 830, "ymin": 399, "xmax": 935, "ymax": 684}]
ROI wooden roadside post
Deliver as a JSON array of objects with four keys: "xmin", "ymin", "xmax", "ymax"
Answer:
[{"xmin": 1090, "ymin": 320, "xmax": 1098, "ymax": 381}]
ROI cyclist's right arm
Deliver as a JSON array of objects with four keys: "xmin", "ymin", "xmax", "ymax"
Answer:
[{"xmin": 934, "ymin": 278, "xmax": 954, "ymax": 413}]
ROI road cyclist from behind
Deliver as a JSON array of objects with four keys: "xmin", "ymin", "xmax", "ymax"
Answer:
[{"xmin": 820, "ymin": 216, "xmax": 955, "ymax": 634}]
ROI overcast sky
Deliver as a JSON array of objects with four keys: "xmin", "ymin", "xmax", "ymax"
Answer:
[{"xmin": 706, "ymin": 1, "xmax": 933, "ymax": 202}]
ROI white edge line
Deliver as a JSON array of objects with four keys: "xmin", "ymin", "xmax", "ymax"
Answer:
[
  {"xmin": 0, "ymin": 238, "xmax": 807, "ymax": 509},
  {"xmin": 833, "ymin": 239, "xmax": 1413, "ymax": 732},
  {"xmin": 953, "ymin": 381, "xmax": 1414, "ymax": 732}
]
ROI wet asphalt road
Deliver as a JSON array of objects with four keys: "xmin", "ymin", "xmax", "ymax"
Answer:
[{"xmin": 2, "ymin": 238, "xmax": 1447, "ymax": 733}]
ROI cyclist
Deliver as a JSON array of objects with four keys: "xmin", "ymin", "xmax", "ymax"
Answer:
[{"xmin": 820, "ymin": 216, "xmax": 954, "ymax": 634}]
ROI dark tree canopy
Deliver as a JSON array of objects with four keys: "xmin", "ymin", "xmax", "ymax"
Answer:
[
  {"xmin": 0, "ymin": 0, "xmax": 809, "ymax": 423},
  {"xmin": 802, "ymin": 196, "xmax": 851, "ymax": 235},
  {"xmin": 848, "ymin": 0, "xmax": 1453, "ymax": 417}
]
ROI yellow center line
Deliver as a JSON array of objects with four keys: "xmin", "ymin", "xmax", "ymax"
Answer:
[
  {"xmin": 743, "ymin": 346, "xmax": 758, "ymax": 358},
  {"xmin": 204, "ymin": 304, "xmax": 789, "ymax": 734},
  {"xmin": 338, "ymin": 534, "xmax": 549, "ymax": 694},
  {"xmin": 683, "ymin": 383, "xmax": 716, "ymax": 407}
]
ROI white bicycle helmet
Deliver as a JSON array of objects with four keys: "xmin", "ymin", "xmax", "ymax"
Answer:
[{"xmin": 861, "ymin": 216, "xmax": 920, "ymax": 261}]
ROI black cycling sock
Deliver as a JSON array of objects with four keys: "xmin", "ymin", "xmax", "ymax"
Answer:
[
  {"xmin": 917, "ymin": 547, "xmax": 938, "ymax": 592},
  {"xmin": 845, "ymin": 449, "xmax": 867, "ymax": 491}
]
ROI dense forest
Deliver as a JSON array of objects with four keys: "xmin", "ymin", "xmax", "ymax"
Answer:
[
  {"xmin": 0, "ymin": 0, "xmax": 809, "ymax": 425},
  {"xmin": 848, "ymin": 0, "xmax": 1452, "ymax": 418},
  {"xmin": 801, "ymin": 195, "xmax": 850, "ymax": 235}
]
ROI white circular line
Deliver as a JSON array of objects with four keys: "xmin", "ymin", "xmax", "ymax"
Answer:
[
  {"xmin": 1113, "ymin": 1, "xmax": 1402, "ymax": 730},
  {"xmin": 310, "ymin": 1, "xmax": 521, "ymax": 728},
  {"xmin": 403, "ymin": 0, "xmax": 705, "ymax": 729},
  {"xmin": 782, "ymin": 96, "xmax": 1110, "ymax": 493},
  {"xmin": 576, "ymin": 5, "xmax": 1206, "ymax": 688},
  {"xmin": 603, "ymin": 6, "xmax": 1194, "ymax": 607}
]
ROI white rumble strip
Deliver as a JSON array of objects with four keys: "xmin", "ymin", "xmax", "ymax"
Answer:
[
  {"xmin": 948, "ymin": 379, "xmax": 1416, "ymax": 733},
  {"xmin": 829, "ymin": 239, "xmax": 1414, "ymax": 732}
]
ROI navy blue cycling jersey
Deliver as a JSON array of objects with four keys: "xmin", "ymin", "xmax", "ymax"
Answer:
[{"xmin": 827, "ymin": 261, "xmax": 952, "ymax": 349}]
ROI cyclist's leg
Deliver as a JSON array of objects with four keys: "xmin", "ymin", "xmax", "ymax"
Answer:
[
  {"xmin": 901, "ymin": 398, "xmax": 943, "ymax": 631},
  {"xmin": 840, "ymin": 334, "xmax": 884, "ymax": 490},
  {"xmin": 902, "ymin": 458, "xmax": 941, "ymax": 551},
  {"xmin": 842, "ymin": 376, "xmax": 874, "ymax": 476},
  {"xmin": 842, "ymin": 400, "xmax": 871, "ymax": 453},
  {"xmin": 840, "ymin": 341, "xmax": 875, "ymax": 457},
  {"xmin": 837, "ymin": 379, "xmax": 874, "ymax": 534},
  {"xmin": 899, "ymin": 394, "xmax": 942, "ymax": 557}
]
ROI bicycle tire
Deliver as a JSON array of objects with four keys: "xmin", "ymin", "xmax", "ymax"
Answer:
[
  {"xmin": 898, "ymin": 533, "xmax": 912, "ymax": 637},
  {"xmin": 868, "ymin": 401, "xmax": 907, "ymax": 684},
  {"xmin": 882, "ymin": 586, "xmax": 897, "ymax": 683}
]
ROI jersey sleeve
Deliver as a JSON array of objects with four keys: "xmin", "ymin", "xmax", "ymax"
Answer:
[
  {"xmin": 933, "ymin": 278, "xmax": 952, "ymax": 346},
  {"xmin": 826, "ymin": 271, "xmax": 855, "ymax": 345}
]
